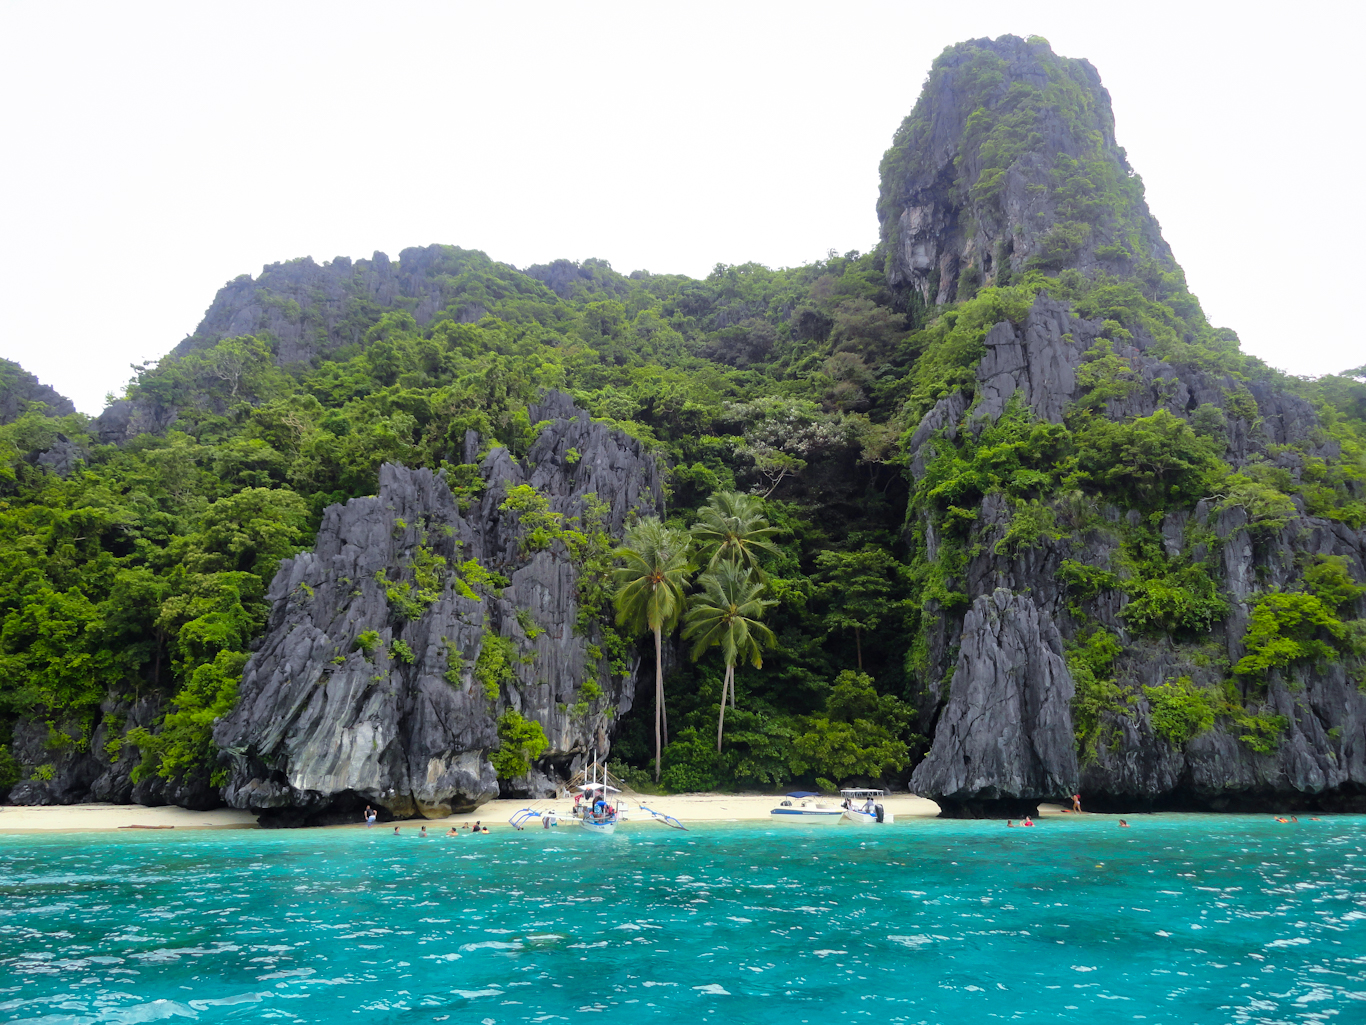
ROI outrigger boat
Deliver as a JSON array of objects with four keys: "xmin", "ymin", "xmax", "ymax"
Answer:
[
  {"xmin": 506, "ymin": 752, "xmax": 687, "ymax": 833},
  {"xmin": 571, "ymin": 751, "xmax": 620, "ymax": 834},
  {"xmin": 573, "ymin": 780, "xmax": 620, "ymax": 834},
  {"xmin": 769, "ymin": 791, "xmax": 844, "ymax": 822},
  {"xmin": 840, "ymin": 788, "xmax": 893, "ymax": 825}
]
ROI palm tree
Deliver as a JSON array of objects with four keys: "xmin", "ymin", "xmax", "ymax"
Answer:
[
  {"xmin": 612, "ymin": 518, "xmax": 692, "ymax": 781},
  {"xmin": 683, "ymin": 562, "xmax": 776, "ymax": 752},
  {"xmin": 689, "ymin": 491, "xmax": 782, "ymax": 575}
]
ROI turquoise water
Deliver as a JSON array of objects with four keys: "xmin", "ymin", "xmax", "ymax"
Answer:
[{"xmin": 1, "ymin": 816, "xmax": 1364, "ymax": 1024}]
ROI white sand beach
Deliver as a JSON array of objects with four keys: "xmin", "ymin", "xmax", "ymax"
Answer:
[
  {"xmin": 426, "ymin": 792, "xmax": 944, "ymax": 829},
  {"xmin": 0, "ymin": 793, "xmax": 946, "ymax": 832},
  {"xmin": 0, "ymin": 802, "xmax": 259, "ymax": 832},
  {"xmin": 0, "ymin": 793, "xmax": 1101, "ymax": 833}
]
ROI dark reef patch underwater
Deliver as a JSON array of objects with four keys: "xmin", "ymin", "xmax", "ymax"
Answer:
[{"xmin": 2, "ymin": 817, "xmax": 1364, "ymax": 1023}]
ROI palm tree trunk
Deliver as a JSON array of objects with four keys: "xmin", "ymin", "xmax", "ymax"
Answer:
[
  {"xmin": 716, "ymin": 662, "xmax": 733, "ymax": 753},
  {"xmin": 730, "ymin": 668, "xmax": 736, "ymax": 709},
  {"xmin": 653, "ymin": 626, "xmax": 664, "ymax": 781}
]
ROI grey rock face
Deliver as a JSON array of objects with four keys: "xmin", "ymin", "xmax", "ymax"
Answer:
[
  {"xmin": 95, "ymin": 397, "xmax": 180, "ymax": 445},
  {"xmin": 3, "ymin": 695, "xmax": 209, "ymax": 808},
  {"xmin": 33, "ymin": 434, "xmax": 87, "ymax": 477},
  {"xmin": 905, "ymin": 294, "xmax": 1366, "ymax": 815},
  {"xmin": 907, "ymin": 295, "xmax": 1319, "ymax": 472},
  {"xmin": 910, "ymin": 589, "xmax": 1078, "ymax": 816},
  {"xmin": 0, "ymin": 359, "xmax": 76, "ymax": 424},
  {"xmin": 878, "ymin": 36, "xmax": 1173, "ymax": 305},
  {"xmin": 214, "ymin": 393, "xmax": 662, "ymax": 826},
  {"xmin": 173, "ymin": 246, "xmax": 535, "ymax": 367}
]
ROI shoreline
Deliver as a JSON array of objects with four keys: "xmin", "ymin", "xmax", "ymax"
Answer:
[
  {"xmin": 7, "ymin": 795, "xmax": 1330, "ymax": 834},
  {"xmin": 0, "ymin": 794, "xmax": 1146, "ymax": 833}
]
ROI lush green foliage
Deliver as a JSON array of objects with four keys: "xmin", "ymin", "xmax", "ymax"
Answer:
[
  {"xmin": 490, "ymin": 708, "xmax": 549, "ymax": 780},
  {"xmin": 1142, "ymin": 676, "xmax": 1216, "ymax": 747},
  {"xmin": 1067, "ymin": 629, "xmax": 1123, "ymax": 762},
  {"xmin": 1, "ymin": 185, "xmax": 1362, "ymax": 796}
]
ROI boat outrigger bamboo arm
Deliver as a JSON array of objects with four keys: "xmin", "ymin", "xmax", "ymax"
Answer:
[{"xmin": 638, "ymin": 805, "xmax": 687, "ymax": 830}]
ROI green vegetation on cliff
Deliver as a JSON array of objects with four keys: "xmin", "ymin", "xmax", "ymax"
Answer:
[{"xmin": 1, "ymin": 34, "xmax": 1364, "ymax": 800}]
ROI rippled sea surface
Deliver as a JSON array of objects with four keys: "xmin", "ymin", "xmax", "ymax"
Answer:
[{"xmin": 1, "ymin": 815, "xmax": 1364, "ymax": 1024}]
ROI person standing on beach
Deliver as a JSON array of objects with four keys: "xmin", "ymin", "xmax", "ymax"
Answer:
[
  {"xmin": 1070, "ymin": 794, "xmax": 1082, "ymax": 813},
  {"xmin": 364, "ymin": 805, "xmax": 376, "ymax": 827}
]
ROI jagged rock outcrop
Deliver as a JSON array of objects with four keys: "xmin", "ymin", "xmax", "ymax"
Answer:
[
  {"xmin": 878, "ymin": 35, "xmax": 1174, "ymax": 306},
  {"xmin": 5, "ymin": 695, "xmax": 219, "ymax": 808},
  {"xmin": 911, "ymin": 589, "xmax": 1078, "ymax": 816},
  {"xmin": 174, "ymin": 246, "xmax": 536, "ymax": 364},
  {"xmin": 95, "ymin": 398, "xmax": 180, "ymax": 446},
  {"xmin": 0, "ymin": 359, "xmax": 76, "ymax": 424},
  {"xmin": 909, "ymin": 296, "xmax": 1322, "ymax": 466},
  {"xmin": 906, "ymin": 294, "xmax": 1366, "ymax": 815},
  {"xmin": 214, "ymin": 392, "xmax": 662, "ymax": 826}
]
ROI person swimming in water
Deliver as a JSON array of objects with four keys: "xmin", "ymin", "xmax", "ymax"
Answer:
[
  {"xmin": 420, "ymin": 826, "xmax": 428, "ymax": 838},
  {"xmin": 446, "ymin": 827, "xmax": 459, "ymax": 836},
  {"xmin": 1022, "ymin": 816, "xmax": 1035, "ymax": 827},
  {"xmin": 1119, "ymin": 819, "xmax": 1129, "ymax": 828},
  {"xmin": 392, "ymin": 825, "xmax": 401, "ymax": 835},
  {"xmin": 1006, "ymin": 820, "xmax": 1016, "ymax": 828}
]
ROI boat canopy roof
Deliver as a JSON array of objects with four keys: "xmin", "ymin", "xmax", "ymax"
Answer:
[
  {"xmin": 578, "ymin": 783, "xmax": 621, "ymax": 793},
  {"xmin": 840, "ymin": 788, "xmax": 886, "ymax": 798}
]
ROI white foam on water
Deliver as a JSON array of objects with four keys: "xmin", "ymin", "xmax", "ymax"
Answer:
[{"xmin": 188, "ymin": 993, "xmax": 263, "ymax": 1010}]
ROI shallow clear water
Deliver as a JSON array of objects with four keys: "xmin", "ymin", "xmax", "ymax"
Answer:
[{"xmin": 1, "ymin": 815, "xmax": 1364, "ymax": 1024}]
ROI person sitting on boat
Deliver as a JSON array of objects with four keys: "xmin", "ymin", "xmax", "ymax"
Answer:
[{"xmin": 862, "ymin": 797, "xmax": 875, "ymax": 814}]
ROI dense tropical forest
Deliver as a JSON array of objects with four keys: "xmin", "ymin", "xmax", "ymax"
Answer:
[{"xmin": 2, "ymin": 35, "xmax": 1365, "ymax": 805}]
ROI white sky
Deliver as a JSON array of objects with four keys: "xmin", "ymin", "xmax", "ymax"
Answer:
[{"xmin": 1, "ymin": 1, "xmax": 1361, "ymax": 414}]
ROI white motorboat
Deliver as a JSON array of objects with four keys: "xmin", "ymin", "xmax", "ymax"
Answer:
[
  {"xmin": 840, "ymin": 788, "xmax": 893, "ymax": 825},
  {"xmin": 770, "ymin": 791, "xmax": 844, "ymax": 822}
]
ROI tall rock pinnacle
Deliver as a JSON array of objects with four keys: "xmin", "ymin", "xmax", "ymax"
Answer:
[{"xmin": 878, "ymin": 34, "xmax": 1177, "ymax": 306}]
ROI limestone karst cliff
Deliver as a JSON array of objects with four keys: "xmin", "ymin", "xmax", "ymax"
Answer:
[
  {"xmin": 215, "ymin": 392, "xmax": 662, "ymax": 825},
  {"xmin": 904, "ymin": 296, "xmax": 1366, "ymax": 814},
  {"xmin": 878, "ymin": 35, "xmax": 1174, "ymax": 307},
  {"xmin": 1, "ymin": 34, "xmax": 1363, "ymax": 820}
]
